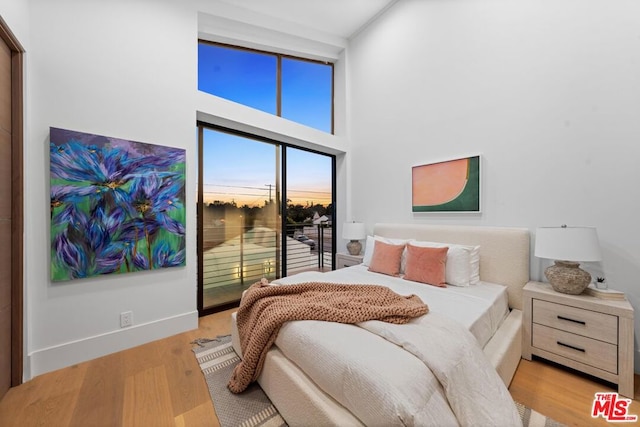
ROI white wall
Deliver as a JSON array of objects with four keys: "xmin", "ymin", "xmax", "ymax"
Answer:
[
  {"xmin": 17, "ymin": 0, "xmax": 636, "ymax": 382},
  {"xmin": 2, "ymin": 0, "xmax": 348, "ymax": 380},
  {"xmin": 23, "ymin": 0, "xmax": 199, "ymax": 378},
  {"xmin": 348, "ymin": 0, "xmax": 640, "ymax": 372},
  {"xmin": 1, "ymin": 0, "xmax": 28, "ymax": 45}
]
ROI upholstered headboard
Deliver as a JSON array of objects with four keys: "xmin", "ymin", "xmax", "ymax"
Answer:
[{"xmin": 373, "ymin": 223, "xmax": 530, "ymax": 311}]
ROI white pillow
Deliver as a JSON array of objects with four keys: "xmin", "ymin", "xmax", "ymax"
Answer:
[
  {"xmin": 409, "ymin": 240, "xmax": 472, "ymax": 287},
  {"xmin": 469, "ymin": 245, "xmax": 481, "ymax": 285},
  {"xmin": 362, "ymin": 235, "xmax": 410, "ymax": 273}
]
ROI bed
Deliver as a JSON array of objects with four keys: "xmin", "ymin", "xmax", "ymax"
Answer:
[{"xmin": 230, "ymin": 223, "xmax": 530, "ymax": 426}]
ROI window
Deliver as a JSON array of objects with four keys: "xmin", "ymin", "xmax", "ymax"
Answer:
[
  {"xmin": 197, "ymin": 124, "xmax": 336, "ymax": 313},
  {"xmin": 198, "ymin": 41, "xmax": 333, "ymax": 133},
  {"xmin": 281, "ymin": 57, "xmax": 333, "ymax": 132}
]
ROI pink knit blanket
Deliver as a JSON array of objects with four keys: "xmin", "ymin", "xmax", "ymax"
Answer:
[{"xmin": 228, "ymin": 279, "xmax": 428, "ymax": 393}]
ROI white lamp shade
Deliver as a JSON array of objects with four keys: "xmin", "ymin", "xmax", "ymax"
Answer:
[
  {"xmin": 342, "ymin": 222, "xmax": 365, "ymax": 240},
  {"xmin": 534, "ymin": 226, "xmax": 602, "ymax": 262}
]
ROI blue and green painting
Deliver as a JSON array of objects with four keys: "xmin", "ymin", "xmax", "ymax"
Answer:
[{"xmin": 50, "ymin": 127, "xmax": 186, "ymax": 281}]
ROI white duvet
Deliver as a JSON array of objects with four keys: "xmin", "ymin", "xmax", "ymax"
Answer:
[{"xmin": 269, "ymin": 267, "xmax": 522, "ymax": 426}]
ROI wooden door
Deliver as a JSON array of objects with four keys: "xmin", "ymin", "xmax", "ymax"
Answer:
[
  {"xmin": 0, "ymin": 27, "xmax": 12, "ymax": 400},
  {"xmin": 0, "ymin": 17, "xmax": 23, "ymax": 400}
]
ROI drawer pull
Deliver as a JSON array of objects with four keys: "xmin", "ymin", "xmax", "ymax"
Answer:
[
  {"xmin": 557, "ymin": 341, "xmax": 586, "ymax": 352},
  {"xmin": 557, "ymin": 315, "xmax": 585, "ymax": 325}
]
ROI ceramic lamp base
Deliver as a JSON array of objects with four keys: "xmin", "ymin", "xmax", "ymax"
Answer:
[
  {"xmin": 346, "ymin": 240, "xmax": 362, "ymax": 256},
  {"xmin": 545, "ymin": 260, "xmax": 592, "ymax": 295}
]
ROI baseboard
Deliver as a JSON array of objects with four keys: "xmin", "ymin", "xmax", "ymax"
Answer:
[{"xmin": 26, "ymin": 310, "xmax": 198, "ymax": 380}]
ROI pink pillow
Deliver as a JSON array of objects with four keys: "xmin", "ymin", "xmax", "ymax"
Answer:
[
  {"xmin": 404, "ymin": 245, "xmax": 448, "ymax": 287},
  {"xmin": 368, "ymin": 240, "xmax": 406, "ymax": 277}
]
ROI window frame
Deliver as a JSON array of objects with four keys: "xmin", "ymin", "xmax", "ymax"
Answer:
[
  {"xmin": 198, "ymin": 40, "xmax": 335, "ymax": 134},
  {"xmin": 196, "ymin": 121, "xmax": 337, "ymax": 316}
]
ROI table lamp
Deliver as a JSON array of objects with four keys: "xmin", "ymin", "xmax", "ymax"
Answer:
[
  {"xmin": 534, "ymin": 225, "xmax": 602, "ymax": 294},
  {"xmin": 342, "ymin": 222, "xmax": 365, "ymax": 255}
]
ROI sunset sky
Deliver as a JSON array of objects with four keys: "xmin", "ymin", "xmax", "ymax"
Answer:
[{"xmin": 202, "ymin": 129, "xmax": 332, "ymax": 208}]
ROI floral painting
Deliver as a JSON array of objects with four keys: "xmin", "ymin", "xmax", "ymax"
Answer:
[{"xmin": 50, "ymin": 127, "xmax": 186, "ymax": 281}]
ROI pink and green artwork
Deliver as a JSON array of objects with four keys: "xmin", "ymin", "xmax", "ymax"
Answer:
[
  {"xmin": 50, "ymin": 127, "xmax": 186, "ymax": 281},
  {"xmin": 412, "ymin": 155, "xmax": 481, "ymax": 213}
]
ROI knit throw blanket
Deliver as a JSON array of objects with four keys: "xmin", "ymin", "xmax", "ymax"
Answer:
[{"xmin": 228, "ymin": 278, "xmax": 429, "ymax": 393}]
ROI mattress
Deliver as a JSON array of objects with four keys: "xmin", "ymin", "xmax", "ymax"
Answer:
[{"xmin": 273, "ymin": 264, "xmax": 509, "ymax": 348}]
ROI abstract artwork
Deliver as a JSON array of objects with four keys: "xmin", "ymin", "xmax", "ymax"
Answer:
[
  {"xmin": 412, "ymin": 155, "xmax": 481, "ymax": 213},
  {"xmin": 50, "ymin": 127, "xmax": 186, "ymax": 281}
]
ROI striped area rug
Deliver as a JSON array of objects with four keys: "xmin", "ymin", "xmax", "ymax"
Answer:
[
  {"xmin": 192, "ymin": 336, "xmax": 287, "ymax": 427},
  {"xmin": 193, "ymin": 336, "xmax": 564, "ymax": 427},
  {"xmin": 515, "ymin": 401, "xmax": 566, "ymax": 427}
]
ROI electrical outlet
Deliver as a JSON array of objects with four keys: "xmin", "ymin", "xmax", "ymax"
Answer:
[{"xmin": 120, "ymin": 311, "xmax": 133, "ymax": 328}]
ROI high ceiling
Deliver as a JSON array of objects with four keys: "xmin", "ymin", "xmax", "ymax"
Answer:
[{"xmin": 215, "ymin": 0, "xmax": 398, "ymax": 39}]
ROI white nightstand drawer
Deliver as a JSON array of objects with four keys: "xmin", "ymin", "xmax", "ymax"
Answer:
[
  {"xmin": 532, "ymin": 323, "xmax": 618, "ymax": 374},
  {"xmin": 335, "ymin": 253, "xmax": 363, "ymax": 269},
  {"xmin": 532, "ymin": 299, "xmax": 618, "ymax": 344}
]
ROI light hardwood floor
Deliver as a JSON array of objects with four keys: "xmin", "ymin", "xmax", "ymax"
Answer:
[
  {"xmin": 511, "ymin": 359, "xmax": 639, "ymax": 427},
  {"xmin": 0, "ymin": 308, "xmax": 637, "ymax": 427}
]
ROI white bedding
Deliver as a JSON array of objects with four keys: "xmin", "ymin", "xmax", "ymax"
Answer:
[
  {"xmin": 275, "ymin": 264, "xmax": 509, "ymax": 347},
  {"xmin": 264, "ymin": 266, "xmax": 520, "ymax": 426}
]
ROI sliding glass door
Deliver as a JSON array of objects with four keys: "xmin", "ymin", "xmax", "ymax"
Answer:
[
  {"xmin": 198, "ymin": 125, "xmax": 335, "ymax": 313},
  {"xmin": 284, "ymin": 147, "xmax": 334, "ymax": 274}
]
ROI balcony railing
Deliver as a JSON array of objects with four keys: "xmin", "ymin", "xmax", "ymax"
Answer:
[{"xmin": 202, "ymin": 223, "xmax": 333, "ymax": 292}]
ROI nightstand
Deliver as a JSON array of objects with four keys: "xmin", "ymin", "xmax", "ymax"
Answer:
[
  {"xmin": 522, "ymin": 281, "xmax": 634, "ymax": 398},
  {"xmin": 335, "ymin": 253, "xmax": 364, "ymax": 269}
]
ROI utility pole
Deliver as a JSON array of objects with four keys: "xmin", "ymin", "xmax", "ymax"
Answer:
[{"xmin": 265, "ymin": 184, "xmax": 273, "ymax": 202}]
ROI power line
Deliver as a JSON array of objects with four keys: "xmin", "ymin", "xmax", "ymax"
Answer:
[
  {"xmin": 204, "ymin": 183, "xmax": 331, "ymax": 195},
  {"xmin": 286, "ymin": 189, "xmax": 332, "ymax": 195},
  {"xmin": 204, "ymin": 192, "xmax": 270, "ymax": 197},
  {"xmin": 204, "ymin": 184, "xmax": 270, "ymax": 191}
]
